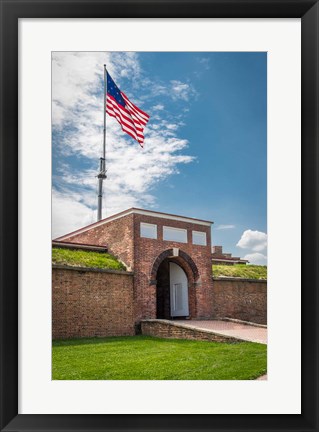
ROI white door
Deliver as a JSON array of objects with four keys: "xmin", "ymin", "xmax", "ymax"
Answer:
[{"xmin": 169, "ymin": 262, "xmax": 189, "ymax": 317}]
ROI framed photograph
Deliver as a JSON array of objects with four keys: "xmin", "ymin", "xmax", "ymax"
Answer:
[{"xmin": 1, "ymin": 1, "xmax": 318, "ymax": 431}]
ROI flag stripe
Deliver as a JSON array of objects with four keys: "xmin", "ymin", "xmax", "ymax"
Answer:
[
  {"xmin": 123, "ymin": 102, "xmax": 149, "ymax": 126},
  {"xmin": 108, "ymin": 109, "xmax": 141, "ymax": 143},
  {"xmin": 107, "ymin": 103, "xmax": 139, "ymax": 141},
  {"xmin": 107, "ymin": 96, "xmax": 145, "ymax": 143},
  {"xmin": 121, "ymin": 92, "xmax": 150, "ymax": 123},
  {"xmin": 106, "ymin": 95, "xmax": 145, "ymax": 143},
  {"xmin": 121, "ymin": 92, "xmax": 150, "ymax": 120},
  {"xmin": 107, "ymin": 96, "xmax": 144, "ymax": 137},
  {"xmin": 107, "ymin": 95, "xmax": 144, "ymax": 132},
  {"xmin": 107, "ymin": 98, "xmax": 138, "ymax": 133},
  {"xmin": 126, "ymin": 106, "xmax": 147, "ymax": 128}
]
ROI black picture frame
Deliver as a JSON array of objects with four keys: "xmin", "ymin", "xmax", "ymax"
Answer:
[{"xmin": 1, "ymin": 1, "xmax": 318, "ymax": 431}]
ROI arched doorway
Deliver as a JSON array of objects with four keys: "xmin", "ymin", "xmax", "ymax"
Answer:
[
  {"xmin": 156, "ymin": 259, "xmax": 189, "ymax": 319},
  {"xmin": 153, "ymin": 250, "xmax": 199, "ymax": 319}
]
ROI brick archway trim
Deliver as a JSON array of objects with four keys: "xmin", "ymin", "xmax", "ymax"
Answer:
[{"xmin": 150, "ymin": 249, "xmax": 200, "ymax": 282}]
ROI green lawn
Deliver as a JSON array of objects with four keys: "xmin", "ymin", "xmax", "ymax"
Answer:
[
  {"xmin": 52, "ymin": 249, "xmax": 267, "ymax": 280},
  {"xmin": 52, "ymin": 336, "xmax": 267, "ymax": 380},
  {"xmin": 212, "ymin": 264, "xmax": 267, "ymax": 280},
  {"xmin": 52, "ymin": 248, "xmax": 126, "ymax": 271}
]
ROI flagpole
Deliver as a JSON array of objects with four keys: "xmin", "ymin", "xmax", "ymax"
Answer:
[{"xmin": 97, "ymin": 64, "xmax": 107, "ymax": 221}]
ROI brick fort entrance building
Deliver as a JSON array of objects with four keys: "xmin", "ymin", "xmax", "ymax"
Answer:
[{"xmin": 55, "ymin": 208, "xmax": 214, "ymax": 331}]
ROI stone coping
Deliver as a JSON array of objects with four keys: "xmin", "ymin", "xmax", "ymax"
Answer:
[
  {"xmin": 52, "ymin": 266, "xmax": 266, "ymax": 281},
  {"xmin": 221, "ymin": 317, "xmax": 267, "ymax": 328},
  {"xmin": 213, "ymin": 277, "xmax": 267, "ymax": 283},
  {"xmin": 52, "ymin": 264, "xmax": 133, "ymax": 276},
  {"xmin": 141, "ymin": 319, "xmax": 243, "ymax": 343}
]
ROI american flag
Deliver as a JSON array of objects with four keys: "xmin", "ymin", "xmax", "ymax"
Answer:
[{"xmin": 106, "ymin": 72, "xmax": 150, "ymax": 147}]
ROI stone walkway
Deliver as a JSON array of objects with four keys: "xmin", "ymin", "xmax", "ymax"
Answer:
[
  {"xmin": 176, "ymin": 320, "xmax": 267, "ymax": 344},
  {"xmin": 256, "ymin": 374, "xmax": 267, "ymax": 380}
]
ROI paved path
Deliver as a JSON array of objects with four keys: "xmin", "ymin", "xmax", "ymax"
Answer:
[
  {"xmin": 177, "ymin": 320, "xmax": 267, "ymax": 344},
  {"xmin": 256, "ymin": 374, "xmax": 268, "ymax": 380}
]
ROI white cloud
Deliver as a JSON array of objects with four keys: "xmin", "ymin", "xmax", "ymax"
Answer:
[
  {"xmin": 236, "ymin": 229, "xmax": 267, "ymax": 252},
  {"xmin": 52, "ymin": 52, "xmax": 142, "ymax": 130},
  {"xmin": 243, "ymin": 253, "xmax": 267, "ymax": 266},
  {"xmin": 52, "ymin": 52, "xmax": 196, "ymax": 238},
  {"xmin": 142, "ymin": 78, "xmax": 197, "ymax": 102},
  {"xmin": 170, "ymin": 80, "xmax": 197, "ymax": 101},
  {"xmin": 152, "ymin": 104, "xmax": 164, "ymax": 111},
  {"xmin": 52, "ymin": 189, "xmax": 96, "ymax": 238},
  {"xmin": 198, "ymin": 57, "xmax": 210, "ymax": 70},
  {"xmin": 215, "ymin": 224, "xmax": 235, "ymax": 230}
]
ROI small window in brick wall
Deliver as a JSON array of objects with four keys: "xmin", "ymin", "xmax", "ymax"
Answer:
[
  {"xmin": 140, "ymin": 222, "xmax": 157, "ymax": 239},
  {"xmin": 192, "ymin": 230, "xmax": 207, "ymax": 246},
  {"xmin": 163, "ymin": 226, "xmax": 187, "ymax": 243}
]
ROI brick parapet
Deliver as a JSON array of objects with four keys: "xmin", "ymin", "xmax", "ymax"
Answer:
[
  {"xmin": 213, "ymin": 277, "xmax": 266, "ymax": 283},
  {"xmin": 53, "ymin": 264, "xmax": 133, "ymax": 275},
  {"xmin": 141, "ymin": 319, "xmax": 242, "ymax": 343}
]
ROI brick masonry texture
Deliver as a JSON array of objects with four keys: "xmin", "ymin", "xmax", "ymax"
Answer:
[
  {"xmin": 52, "ymin": 266, "xmax": 134, "ymax": 339},
  {"xmin": 55, "ymin": 211, "xmax": 267, "ymax": 336},
  {"xmin": 132, "ymin": 213, "xmax": 213, "ymax": 323},
  {"xmin": 212, "ymin": 278, "xmax": 267, "ymax": 325},
  {"xmin": 141, "ymin": 320, "xmax": 242, "ymax": 343},
  {"xmin": 52, "ymin": 265, "xmax": 267, "ymax": 338},
  {"xmin": 60, "ymin": 212, "xmax": 214, "ymax": 326}
]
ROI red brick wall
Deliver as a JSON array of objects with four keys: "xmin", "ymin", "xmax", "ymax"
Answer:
[
  {"xmin": 60, "ymin": 213, "xmax": 135, "ymax": 270},
  {"xmin": 132, "ymin": 213, "xmax": 213, "ymax": 323},
  {"xmin": 212, "ymin": 278, "xmax": 267, "ymax": 324},
  {"xmin": 56, "ymin": 211, "xmax": 214, "ymax": 326},
  {"xmin": 52, "ymin": 265, "xmax": 134, "ymax": 339}
]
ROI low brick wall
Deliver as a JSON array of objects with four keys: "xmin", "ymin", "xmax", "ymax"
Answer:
[
  {"xmin": 141, "ymin": 319, "xmax": 242, "ymax": 343},
  {"xmin": 212, "ymin": 277, "xmax": 267, "ymax": 325},
  {"xmin": 52, "ymin": 265, "xmax": 134, "ymax": 339}
]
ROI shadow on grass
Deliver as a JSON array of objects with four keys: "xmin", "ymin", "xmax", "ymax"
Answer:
[{"xmin": 52, "ymin": 335, "xmax": 246, "ymax": 348}]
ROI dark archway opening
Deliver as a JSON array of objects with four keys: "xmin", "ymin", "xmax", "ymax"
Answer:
[
  {"xmin": 156, "ymin": 258, "xmax": 192, "ymax": 319},
  {"xmin": 152, "ymin": 249, "xmax": 199, "ymax": 320},
  {"xmin": 156, "ymin": 258, "xmax": 171, "ymax": 319}
]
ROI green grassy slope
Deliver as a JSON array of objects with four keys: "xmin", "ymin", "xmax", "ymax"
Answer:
[
  {"xmin": 52, "ymin": 248, "xmax": 126, "ymax": 271},
  {"xmin": 212, "ymin": 264, "xmax": 267, "ymax": 280},
  {"xmin": 52, "ymin": 336, "xmax": 267, "ymax": 380}
]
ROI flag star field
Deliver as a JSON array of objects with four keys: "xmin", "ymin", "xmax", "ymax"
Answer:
[{"xmin": 52, "ymin": 52, "xmax": 267, "ymax": 264}]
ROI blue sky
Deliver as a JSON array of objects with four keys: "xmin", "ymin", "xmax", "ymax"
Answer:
[{"xmin": 52, "ymin": 51, "xmax": 267, "ymax": 264}]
